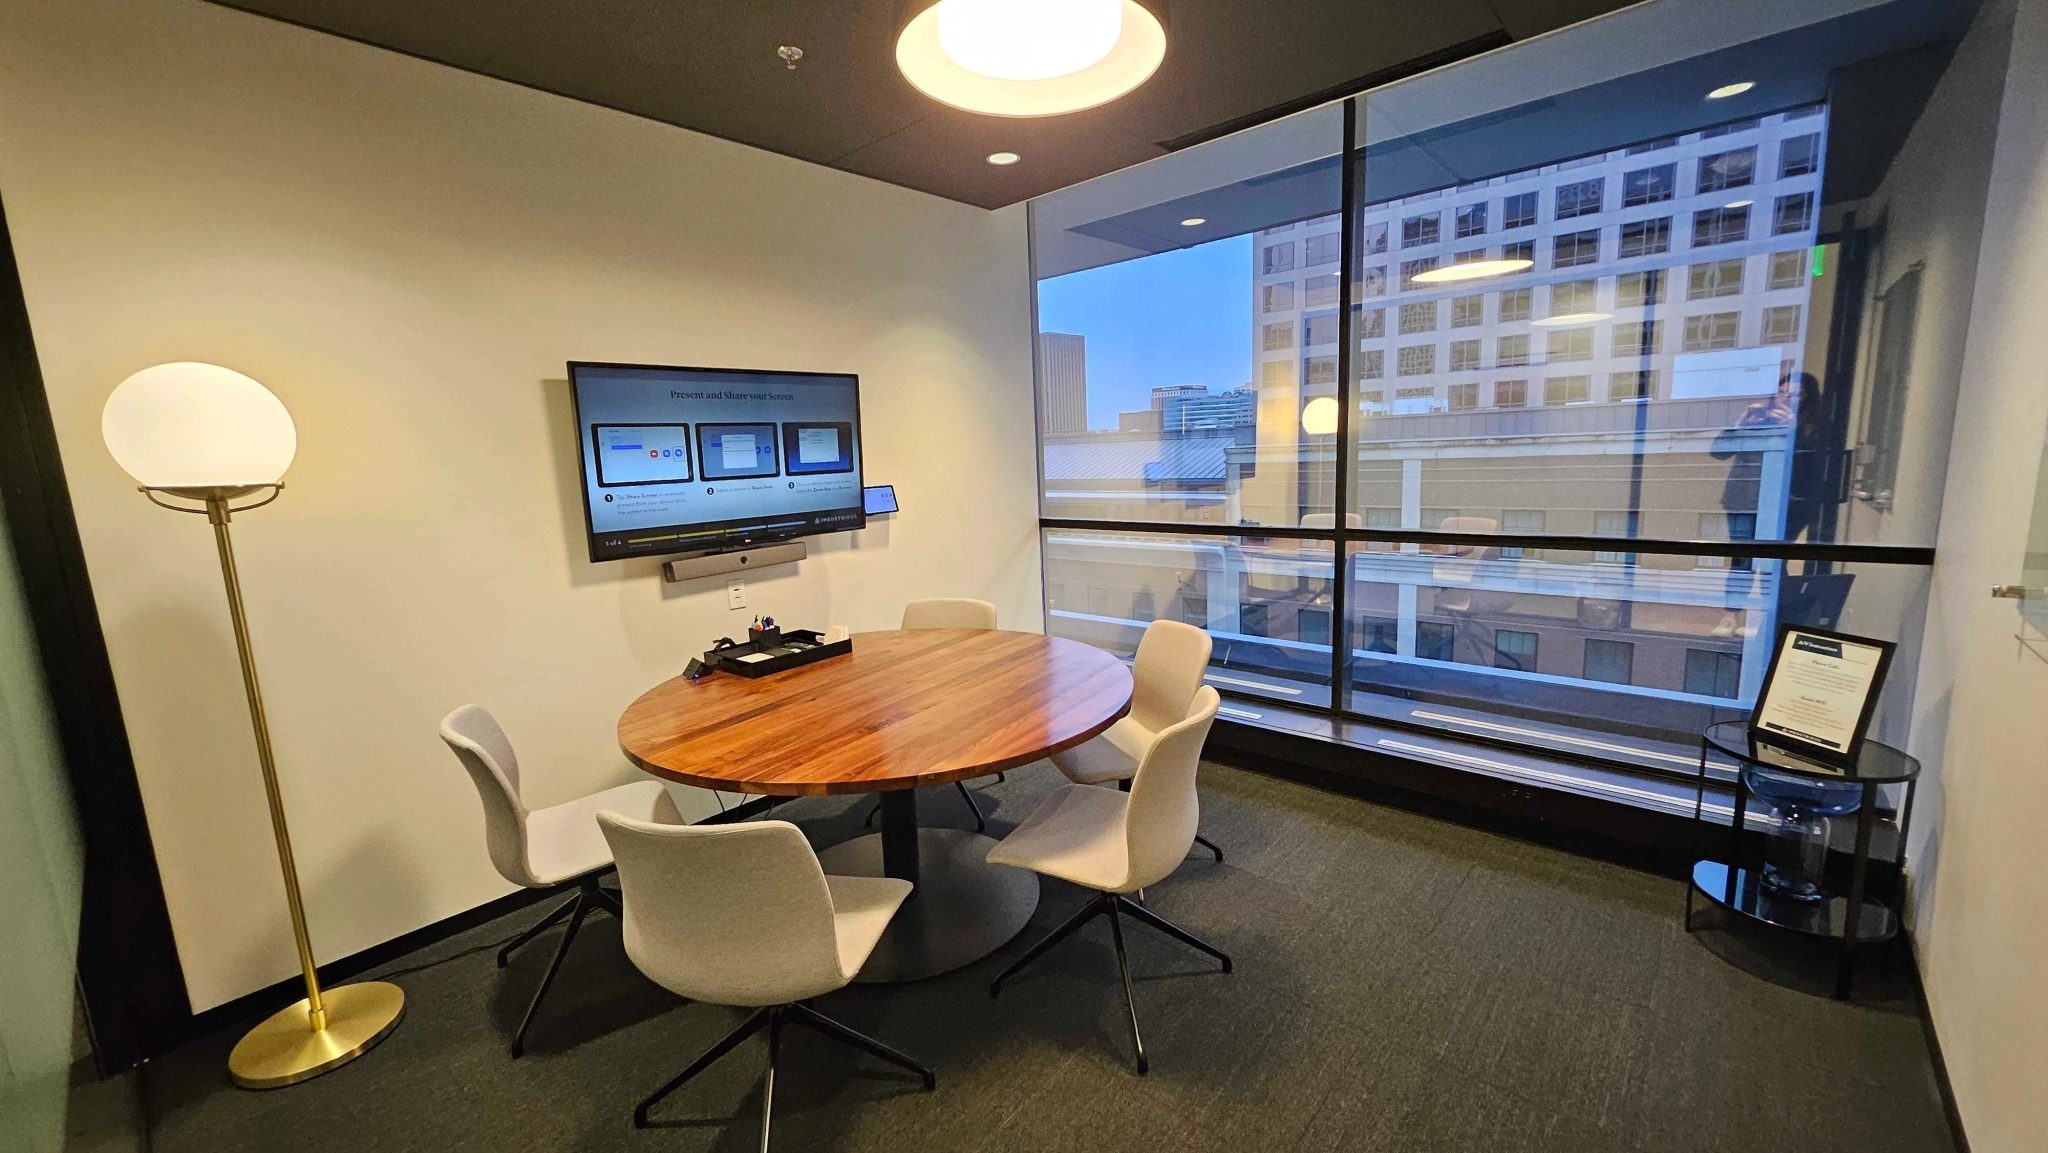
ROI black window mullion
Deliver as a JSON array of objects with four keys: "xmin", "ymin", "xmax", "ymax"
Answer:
[{"xmin": 1330, "ymin": 99, "xmax": 1359, "ymax": 713}]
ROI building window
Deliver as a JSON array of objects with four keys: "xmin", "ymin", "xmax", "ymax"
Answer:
[
  {"xmin": 1399, "ymin": 301, "xmax": 1438, "ymax": 334},
  {"xmin": 1449, "ymin": 339, "xmax": 1482, "ymax": 371},
  {"xmin": 1774, "ymin": 192, "xmax": 1814, "ymax": 235},
  {"xmin": 1700, "ymin": 119, "xmax": 1758, "ymax": 139},
  {"xmin": 1360, "ymin": 389, "xmax": 1386, "ymax": 413},
  {"xmin": 1456, "ymin": 202, "xmax": 1488, "ymax": 238},
  {"xmin": 1583, "ymin": 639, "xmax": 1635, "ymax": 685},
  {"xmin": 1088, "ymin": 587, "xmax": 1111, "ymax": 615},
  {"xmin": 1263, "ymin": 243, "xmax": 1296, "ymax": 274},
  {"xmin": 1502, "ymin": 191, "xmax": 1538, "ymax": 230},
  {"xmin": 1495, "ymin": 379, "xmax": 1528, "ymax": 408},
  {"xmin": 1360, "ymin": 349, "xmax": 1384, "ymax": 379},
  {"xmin": 1501, "ymin": 508, "xmax": 1543, "ymax": 558},
  {"xmin": 1304, "ymin": 273, "xmax": 1340, "ymax": 309},
  {"xmin": 1498, "ymin": 287, "xmax": 1533, "ymax": 322},
  {"xmin": 1402, "ymin": 212, "xmax": 1441, "ymax": 248},
  {"xmin": 1594, "ymin": 510, "xmax": 1637, "ymax": 564},
  {"xmin": 1780, "ymin": 133, "xmax": 1821, "ymax": 178},
  {"xmin": 1305, "ymin": 356, "xmax": 1338, "ymax": 386},
  {"xmin": 1496, "ymin": 333, "xmax": 1530, "ymax": 367},
  {"xmin": 1180, "ymin": 594, "xmax": 1208, "ymax": 627},
  {"xmin": 1688, "ymin": 258, "xmax": 1746, "ymax": 299},
  {"xmin": 1683, "ymin": 312, "xmax": 1742, "ymax": 351},
  {"xmin": 1397, "ymin": 344, "xmax": 1436, "ymax": 376},
  {"xmin": 1361, "ymin": 619, "xmax": 1397, "ymax": 654},
  {"xmin": 1697, "ymin": 146, "xmax": 1758, "ymax": 192},
  {"xmin": 1298, "ymin": 606, "xmax": 1332, "ymax": 648},
  {"xmin": 1550, "ymin": 279, "xmax": 1598, "ymax": 315},
  {"xmin": 1692, "ymin": 205, "xmax": 1751, "ymax": 246},
  {"xmin": 1544, "ymin": 374, "xmax": 1592, "ymax": 404},
  {"xmin": 1451, "ymin": 295, "xmax": 1485, "ymax": 328},
  {"xmin": 1240, "ymin": 602, "xmax": 1269, "ymax": 637},
  {"xmin": 1449, "ymin": 382, "xmax": 1479, "ymax": 410},
  {"xmin": 1305, "ymin": 232, "xmax": 1342, "ymax": 266},
  {"xmin": 1610, "ymin": 369, "xmax": 1660, "ymax": 401},
  {"xmin": 1261, "ymin": 360, "xmax": 1295, "ymax": 387},
  {"xmin": 1768, "ymin": 249, "xmax": 1807, "ymax": 291},
  {"xmin": 1622, "ymin": 163, "xmax": 1676, "ymax": 206},
  {"xmin": 1685, "ymin": 649, "xmax": 1744, "ymax": 698},
  {"xmin": 1616, "ymin": 270, "xmax": 1664, "ymax": 306},
  {"xmin": 1418, "ymin": 621, "xmax": 1457, "ymax": 662},
  {"xmin": 1453, "ymin": 247, "xmax": 1487, "ymax": 267},
  {"xmin": 1501, "ymin": 239, "xmax": 1535, "ymax": 266},
  {"xmin": 1613, "ymin": 320, "xmax": 1660, "ymax": 356},
  {"xmin": 1305, "ymin": 312, "xmax": 1339, "ymax": 345},
  {"xmin": 1546, "ymin": 328, "xmax": 1594, "ymax": 363},
  {"xmin": 1395, "ymin": 386, "xmax": 1440, "ymax": 414},
  {"xmin": 1262, "ymin": 283, "xmax": 1295, "ymax": 312},
  {"xmin": 1400, "ymin": 258, "xmax": 1439, "ymax": 290},
  {"xmin": 1262, "ymin": 322, "xmax": 1293, "ymax": 350},
  {"xmin": 1360, "ymin": 266, "xmax": 1388, "ymax": 297},
  {"xmin": 1553, "ymin": 229, "xmax": 1601, "ymax": 268},
  {"xmin": 1762, "ymin": 304, "xmax": 1803, "ymax": 344},
  {"xmin": 1785, "ymin": 103, "xmax": 1823, "ymax": 120},
  {"xmin": 1495, "ymin": 629, "xmax": 1538, "ymax": 671},
  {"xmin": 1357, "ymin": 307, "xmax": 1386, "ymax": 339},
  {"xmin": 1628, "ymin": 136, "xmax": 1679, "ymax": 154},
  {"xmin": 1362, "ymin": 221, "xmax": 1389, "ymax": 255},
  {"xmin": 1556, "ymin": 177, "xmax": 1604, "ymax": 219},
  {"xmin": 1618, "ymin": 217, "xmax": 1671, "ymax": 258}
]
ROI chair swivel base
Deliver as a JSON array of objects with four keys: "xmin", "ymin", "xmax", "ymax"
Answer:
[
  {"xmin": 635, "ymin": 1001, "xmax": 935, "ymax": 1147},
  {"xmin": 988, "ymin": 890, "xmax": 1231, "ymax": 1075},
  {"xmin": 499, "ymin": 874, "xmax": 622, "ymax": 1058}
]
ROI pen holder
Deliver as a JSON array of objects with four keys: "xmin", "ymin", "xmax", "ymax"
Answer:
[{"xmin": 748, "ymin": 625, "xmax": 782, "ymax": 647}]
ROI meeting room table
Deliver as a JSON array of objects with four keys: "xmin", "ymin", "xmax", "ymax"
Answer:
[{"xmin": 617, "ymin": 628, "xmax": 1133, "ymax": 981}]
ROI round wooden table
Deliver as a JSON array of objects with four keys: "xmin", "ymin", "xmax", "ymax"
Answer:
[{"xmin": 617, "ymin": 629, "xmax": 1133, "ymax": 981}]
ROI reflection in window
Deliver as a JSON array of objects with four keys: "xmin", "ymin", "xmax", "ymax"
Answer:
[
  {"xmin": 1692, "ymin": 205, "xmax": 1750, "ymax": 246},
  {"xmin": 1358, "ymin": 307, "xmax": 1386, "ymax": 339},
  {"xmin": 1623, "ymin": 163, "xmax": 1676, "ymax": 205},
  {"xmin": 1689, "ymin": 258, "xmax": 1745, "ymax": 299},
  {"xmin": 1360, "ymin": 349, "xmax": 1384, "ymax": 379},
  {"xmin": 1402, "ymin": 213, "xmax": 1441, "ymax": 247},
  {"xmin": 1456, "ymin": 202, "xmax": 1488, "ymax": 237},
  {"xmin": 1400, "ymin": 258, "xmax": 1439, "ymax": 290},
  {"xmin": 1546, "ymin": 328, "xmax": 1594, "ymax": 363},
  {"xmin": 1501, "ymin": 239, "xmax": 1536, "ymax": 265},
  {"xmin": 1683, "ymin": 312, "xmax": 1742, "ymax": 350},
  {"xmin": 1609, "ymin": 369, "xmax": 1660, "ymax": 401},
  {"xmin": 1779, "ymin": 133, "xmax": 1821, "ymax": 177},
  {"xmin": 1497, "ymin": 334, "xmax": 1530, "ymax": 367},
  {"xmin": 1495, "ymin": 379, "xmax": 1528, "ymax": 407},
  {"xmin": 1774, "ymin": 192, "xmax": 1814, "ymax": 235},
  {"xmin": 1556, "ymin": 177, "xmax": 1605, "ymax": 219},
  {"xmin": 1762, "ymin": 304, "xmax": 1803, "ymax": 344},
  {"xmin": 1306, "ymin": 232, "xmax": 1342, "ymax": 266},
  {"xmin": 1553, "ymin": 229, "xmax": 1601, "ymax": 267},
  {"xmin": 1360, "ymin": 266, "xmax": 1388, "ymax": 297},
  {"xmin": 1263, "ymin": 243, "xmax": 1296, "ymax": 274},
  {"xmin": 1398, "ymin": 344, "xmax": 1436, "ymax": 376},
  {"xmin": 1498, "ymin": 287, "xmax": 1533, "ymax": 321},
  {"xmin": 1697, "ymin": 147, "xmax": 1757, "ymax": 191},
  {"xmin": 1449, "ymin": 340, "xmax": 1481, "ymax": 371},
  {"xmin": 1613, "ymin": 320, "xmax": 1660, "ymax": 356},
  {"xmin": 1452, "ymin": 295, "xmax": 1485, "ymax": 327},
  {"xmin": 1263, "ymin": 322, "xmax": 1293, "ymax": 350},
  {"xmin": 1617, "ymin": 270, "xmax": 1664, "ymax": 306},
  {"xmin": 1551, "ymin": 279, "xmax": 1598, "ymax": 314},
  {"xmin": 1495, "ymin": 629, "xmax": 1538, "ymax": 671},
  {"xmin": 1304, "ymin": 273, "xmax": 1340, "ymax": 309},
  {"xmin": 1685, "ymin": 648, "xmax": 1743, "ymax": 698},
  {"xmin": 1619, "ymin": 217, "xmax": 1671, "ymax": 257},
  {"xmin": 1768, "ymin": 249, "xmax": 1807, "ymax": 290},
  {"xmin": 1545, "ymin": 374, "xmax": 1592, "ymax": 404},
  {"xmin": 1584, "ymin": 639, "xmax": 1635, "ymax": 685},
  {"xmin": 1306, "ymin": 312, "xmax": 1339, "ymax": 345},
  {"xmin": 1418, "ymin": 622, "xmax": 1457, "ymax": 662},
  {"xmin": 1449, "ymin": 382, "xmax": 1479, "ymax": 409},
  {"xmin": 1399, "ymin": 301, "xmax": 1438, "ymax": 334},
  {"xmin": 1263, "ymin": 282, "xmax": 1295, "ymax": 312},
  {"xmin": 1362, "ymin": 222, "xmax": 1389, "ymax": 254},
  {"xmin": 1503, "ymin": 192, "xmax": 1538, "ymax": 229}
]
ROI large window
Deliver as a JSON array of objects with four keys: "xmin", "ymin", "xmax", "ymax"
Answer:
[{"xmin": 1032, "ymin": 0, "xmax": 1954, "ymax": 788}]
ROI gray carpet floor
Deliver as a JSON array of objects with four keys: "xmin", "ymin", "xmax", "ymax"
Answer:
[{"xmin": 122, "ymin": 762, "xmax": 1957, "ymax": 1153}]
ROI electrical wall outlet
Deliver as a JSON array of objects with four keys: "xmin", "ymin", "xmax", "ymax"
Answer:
[{"xmin": 727, "ymin": 578, "xmax": 746, "ymax": 610}]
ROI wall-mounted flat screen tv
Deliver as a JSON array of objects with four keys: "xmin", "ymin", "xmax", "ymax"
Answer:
[{"xmin": 570, "ymin": 362, "xmax": 864, "ymax": 562}]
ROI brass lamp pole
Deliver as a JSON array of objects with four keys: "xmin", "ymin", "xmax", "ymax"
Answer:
[{"xmin": 105, "ymin": 364, "xmax": 403, "ymax": 1088}]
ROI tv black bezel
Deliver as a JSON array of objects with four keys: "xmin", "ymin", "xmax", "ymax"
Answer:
[{"xmin": 568, "ymin": 360, "xmax": 866, "ymax": 564}]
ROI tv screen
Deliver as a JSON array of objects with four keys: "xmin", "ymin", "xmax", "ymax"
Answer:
[{"xmin": 570, "ymin": 362, "xmax": 864, "ymax": 562}]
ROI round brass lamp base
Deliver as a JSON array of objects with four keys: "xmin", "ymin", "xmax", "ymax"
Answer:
[{"xmin": 228, "ymin": 981, "xmax": 405, "ymax": 1089}]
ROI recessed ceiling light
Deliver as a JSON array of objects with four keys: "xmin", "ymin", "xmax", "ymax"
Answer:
[
  {"xmin": 1707, "ymin": 81, "xmax": 1755, "ymax": 100},
  {"xmin": 897, "ymin": 0, "xmax": 1167, "ymax": 117},
  {"xmin": 1530, "ymin": 311, "xmax": 1613, "ymax": 327},
  {"xmin": 1181, "ymin": 217, "xmax": 1206, "ymax": 227},
  {"xmin": 1723, "ymin": 199, "xmax": 1753, "ymax": 209},
  {"xmin": 986, "ymin": 151, "xmax": 1021, "ymax": 165},
  {"xmin": 1410, "ymin": 258, "xmax": 1535, "ymax": 284}
]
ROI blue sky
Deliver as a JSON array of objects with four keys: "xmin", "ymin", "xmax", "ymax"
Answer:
[{"xmin": 1036, "ymin": 236, "xmax": 1253, "ymax": 430}]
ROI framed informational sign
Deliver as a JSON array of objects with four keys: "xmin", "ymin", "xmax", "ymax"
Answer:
[{"xmin": 1748, "ymin": 624, "xmax": 1896, "ymax": 765}]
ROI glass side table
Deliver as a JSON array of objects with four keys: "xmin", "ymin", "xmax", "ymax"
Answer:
[{"xmin": 1686, "ymin": 721, "xmax": 1921, "ymax": 999}]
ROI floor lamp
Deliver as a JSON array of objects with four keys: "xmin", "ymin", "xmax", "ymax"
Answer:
[{"xmin": 102, "ymin": 362, "xmax": 404, "ymax": 1088}]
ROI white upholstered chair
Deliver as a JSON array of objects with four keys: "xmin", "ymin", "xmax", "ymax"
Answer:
[
  {"xmin": 987, "ymin": 686, "xmax": 1230, "ymax": 1074},
  {"xmin": 596, "ymin": 814, "xmax": 934, "ymax": 1139},
  {"xmin": 439, "ymin": 704, "xmax": 682, "ymax": 1057},
  {"xmin": 890, "ymin": 598, "xmax": 1004, "ymax": 831},
  {"xmin": 1051, "ymin": 619, "xmax": 1224, "ymax": 862}
]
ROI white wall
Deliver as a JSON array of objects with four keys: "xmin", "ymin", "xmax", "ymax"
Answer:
[
  {"xmin": 0, "ymin": 0, "xmax": 1039, "ymax": 1012},
  {"xmin": 1908, "ymin": 0, "xmax": 2048, "ymax": 1149}
]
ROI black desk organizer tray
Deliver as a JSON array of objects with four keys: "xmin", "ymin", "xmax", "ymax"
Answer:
[{"xmin": 703, "ymin": 627, "xmax": 851, "ymax": 678}]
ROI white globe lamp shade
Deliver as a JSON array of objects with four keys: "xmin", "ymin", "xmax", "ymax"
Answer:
[
  {"xmin": 897, "ymin": 0, "xmax": 1166, "ymax": 117},
  {"xmin": 102, "ymin": 362, "xmax": 297, "ymax": 490},
  {"xmin": 1301, "ymin": 397, "xmax": 1340, "ymax": 436}
]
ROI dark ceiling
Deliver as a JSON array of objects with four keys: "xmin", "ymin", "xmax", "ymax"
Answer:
[{"xmin": 205, "ymin": 0, "xmax": 1639, "ymax": 209}]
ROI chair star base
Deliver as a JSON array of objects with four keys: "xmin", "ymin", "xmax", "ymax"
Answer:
[
  {"xmin": 634, "ymin": 1002, "xmax": 936, "ymax": 1145},
  {"xmin": 988, "ymin": 891, "xmax": 1231, "ymax": 1075},
  {"xmin": 500, "ymin": 874, "xmax": 621, "ymax": 1058}
]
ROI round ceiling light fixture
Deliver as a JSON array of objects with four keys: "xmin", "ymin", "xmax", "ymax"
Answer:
[
  {"xmin": 1531, "ymin": 311, "xmax": 1614, "ymax": 327},
  {"xmin": 1410, "ymin": 258, "xmax": 1534, "ymax": 285},
  {"xmin": 1707, "ymin": 81, "xmax": 1755, "ymax": 100},
  {"xmin": 896, "ymin": 0, "xmax": 1167, "ymax": 117},
  {"xmin": 1180, "ymin": 217, "xmax": 1206, "ymax": 227},
  {"xmin": 986, "ymin": 151, "xmax": 1021, "ymax": 165}
]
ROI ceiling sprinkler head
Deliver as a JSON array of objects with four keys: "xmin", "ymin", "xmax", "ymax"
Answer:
[{"xmin": 777, "ymin": 45, "xmax": 804, "ymax": 70}]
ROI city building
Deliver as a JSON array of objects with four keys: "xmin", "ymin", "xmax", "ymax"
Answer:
[{"xmin": 1036, "ymin": 331, "xmax": 1088, "ymax": 434}]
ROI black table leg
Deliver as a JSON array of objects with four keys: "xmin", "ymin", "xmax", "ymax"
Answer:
[
  {"xmin": 879, "ymin": 790, "xmax": 920, "ymax": 889},
  {"xmin": 1837, "ymin": 782, "xmax": 1877, "ymax": 1000}
]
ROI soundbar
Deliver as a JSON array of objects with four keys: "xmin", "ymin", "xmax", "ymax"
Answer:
[{"xmin": 661, "ymin": 540, "xmax": 807, "ymax": 583}]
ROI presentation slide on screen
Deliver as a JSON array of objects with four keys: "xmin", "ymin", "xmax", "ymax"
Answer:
[{"xmin": 573, "ymin": 365, "xmax": 863, "ymax": 558}]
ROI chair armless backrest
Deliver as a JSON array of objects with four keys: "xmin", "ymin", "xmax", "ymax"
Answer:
[
  {"xmin": 901, "ymin": 598, "xmax": 999, "ymax": 630},
  {"xmin": 438, "ymin": 705, "xmax": 534, "ymax": 887},
  {"xmin": 596, "ymin": 814, "xmax": 846, "ymax": 1007},
  {"xmin": 1128, "ymin": 620, "xmax": 1213, "ymax": 735},
  {"xmin": 1122, "ymin": 686, "xmax": 1220, "ymax": 891}
]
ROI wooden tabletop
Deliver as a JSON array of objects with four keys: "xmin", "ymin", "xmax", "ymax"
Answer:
[{"xmin": 618, "ymin": 629, "xmax": 1133, "ymax": 796}]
